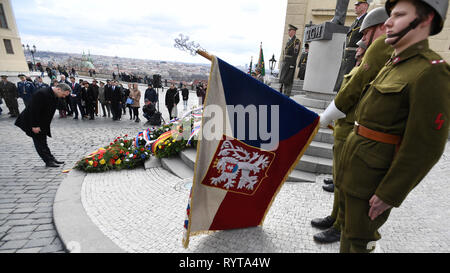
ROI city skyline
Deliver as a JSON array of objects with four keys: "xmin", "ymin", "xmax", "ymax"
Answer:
[{"xmin": 13, "ymin": 0, "xmax": 288, "ymax": 67}]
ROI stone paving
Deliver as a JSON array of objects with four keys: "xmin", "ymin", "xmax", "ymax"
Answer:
[
  {"xmin": 80, "ymin": 144, "xmax": 450, "ymax": 253},
  {"xmin": 1, "ymin": 76, "xmax": 450, "ymax": 253},
  {"xmin": 0, "ymin": 76, "xmax": 201, "ymax": 253}
]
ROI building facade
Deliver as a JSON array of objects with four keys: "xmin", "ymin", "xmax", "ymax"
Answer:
[
  {"xmin": 281, "ymin": 0, "xmax": 450, "ymax": 71},
  {"xmin": 0, "ymin": 0, "xmax": 28, "ymax": 72}
]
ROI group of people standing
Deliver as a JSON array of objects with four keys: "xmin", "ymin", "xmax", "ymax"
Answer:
[{"xmin": 64, "ymin": 78, "xmax": 143, "ymax": 122}]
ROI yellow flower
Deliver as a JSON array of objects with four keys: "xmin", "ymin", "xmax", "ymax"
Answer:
[
  {"xmin": 168, "ymin": 143, "xmax": 172, "ymax": 147},
  {"xmin": 100, "ymin": 159, "xmax": 106, "ymax": 165},
  {"xmin": 115, "ymin": 159, "xmax": 122, "ymax": 165},
  {"xmin": 88, "ymin": 161, "xmax": 93, "ymax": 166},
  {"xmin": 172, "ymin": 139, "xmax": 176, "ymax": 143}
]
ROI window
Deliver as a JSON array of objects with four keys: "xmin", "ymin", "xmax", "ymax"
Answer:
[
  {"xmin": 0, "ymin": 4, "xmax": 8, "ymax": 29},
  {"xmin": 4, "ymin": 39, "xmax": 14, "ymax": 54}
]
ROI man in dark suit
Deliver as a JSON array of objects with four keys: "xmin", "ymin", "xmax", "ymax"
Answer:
[
  {"xmin": 15, "ymin": 83, "xmax": 71, "ymax": 167},
  {"xmin": 59, "ymin": 75, "xmax": 72, "ymax": 116},
  {"xmin": 108, "ymin": 80, "xmax": 122, "ymax": 121},
  {"xmin": 69, "ymin": 76, "xmax": 84, "ymax": 119}
]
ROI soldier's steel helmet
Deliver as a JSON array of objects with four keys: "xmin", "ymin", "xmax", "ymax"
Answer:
[
  {"xmin": 385, "ymin": 0, "xmax": 448, "ymax": 35},
  {"xmin": 357, "ymin": 39, "xmax": 368, "ymax": 50},
  {"xmin": 360, "ymin": 7, "xmax": 389, "ymax": 32}
]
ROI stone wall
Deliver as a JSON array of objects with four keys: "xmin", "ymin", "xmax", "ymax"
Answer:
[{"xmin": 0, "ymin": 0, "xmax": 28, "ymax": 72}]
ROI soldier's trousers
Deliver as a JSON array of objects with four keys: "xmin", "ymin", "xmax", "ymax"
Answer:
[
  {"xmin": 4, "ymin": 97, "xmax": 19, "ymax": 116},
  {"xmin": 338, "ymin": 188, "xmax": 392, "ymax": 253},
  {"xmin": 281, "ymin": 83, "xmax": 293, "ymax": 97},
  {"xmin": 330, "ymin": 139, "xmax": 344, "ymax": 231}
]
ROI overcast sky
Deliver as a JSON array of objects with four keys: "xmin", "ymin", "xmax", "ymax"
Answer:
[{"xmin": 12, "ymin": 0, "xmax": 288, "ymax": 67}]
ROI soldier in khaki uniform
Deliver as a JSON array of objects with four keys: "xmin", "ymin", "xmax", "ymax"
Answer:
[
  {"xmin": 312, "ymin": 7, "xmax": 393, "ymax": 244},
  {"xmin": 324, "ymin": 0, "xmax": 449, "ymax": 252},
  {"xmin": 279, "ymin": 24, "xmax": 301, "ymax": 97}
]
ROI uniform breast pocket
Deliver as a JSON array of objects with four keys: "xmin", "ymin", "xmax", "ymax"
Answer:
[{"xmin": 366, "ymin": 82, "xmax": 407, "ymax": 124}]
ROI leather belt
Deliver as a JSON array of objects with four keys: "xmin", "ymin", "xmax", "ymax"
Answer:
[
  {"xmin": 354, "ymin": 121, "xmax": 402, "ymax": 152},
  {"xmin": 345, "ymin": 47, "xmax": 358, "ymax": 51}
]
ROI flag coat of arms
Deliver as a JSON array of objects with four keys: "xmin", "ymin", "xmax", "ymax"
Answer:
[{"xmin": 183, "ymin": 56, "xmax": 319, "ymax": 248}]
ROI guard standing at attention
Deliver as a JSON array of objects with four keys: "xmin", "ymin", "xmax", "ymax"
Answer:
[
  {"xmin": 279, "ymin": 24, "xmax": 301, "ymax": 97},
  {"xmin": 334, "ymin": 0, "xmax": 370, "ymax": 92},
  {"xmin": 322, "ymin": 0, "xmax": 449, "ymax": 253}
]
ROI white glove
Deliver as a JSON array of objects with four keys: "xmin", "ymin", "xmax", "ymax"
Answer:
[{"xmin": 319, "ymin": 100, "xmax": 346, "ymax": 128}]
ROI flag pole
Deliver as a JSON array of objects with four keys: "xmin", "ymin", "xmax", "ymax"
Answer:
[{"xmin": 196, "ymin": 50, "xmax": 212, "ymax": 61}]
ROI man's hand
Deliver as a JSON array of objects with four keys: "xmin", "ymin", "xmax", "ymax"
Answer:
[
  {"xmin": 368, "ymin": 195, "xmax": 392, "ymax": 221},
  {"xmin": 32, "ymin": 127, "xmax": 41, "ymax": 134}
]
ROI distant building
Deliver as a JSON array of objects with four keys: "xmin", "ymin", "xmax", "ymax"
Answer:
[{"xmin": 0, "ymin": 0, "xmax": 28, "ymax": 72}]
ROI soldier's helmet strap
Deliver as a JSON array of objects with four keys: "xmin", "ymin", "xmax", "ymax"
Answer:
[{"xmin": 386, "ymin": 17, "xmax": 421, "ymax": 45}]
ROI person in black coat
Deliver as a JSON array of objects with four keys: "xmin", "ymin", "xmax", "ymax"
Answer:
[
  {"xmin": 108, "ymin": 80, "xmax": 123, "ymax": 121},
  {"xmin": 144, "ymin": 83, "xmax": 158, "ymax": 105},
  {"xmin": 15, "ymin": 83, "xmax": 71, "ymax": 167},
  {"xmin": 69, "ymin": 76, "xmax": 84, "ymax": 119},
  {"xmin": 181, "ymin": 85, "xmax": 189, "ymax": 111},
  {"xmin": 165, "ymin": 84, "xmax": 180, "ymax": 120},
  {"xmin": 86, "ymin": 81, "xmax": 97, "ymax": 120},
  {"xmin": 80, "ymin": 81, "xmax": 89, "ymax": 119}
]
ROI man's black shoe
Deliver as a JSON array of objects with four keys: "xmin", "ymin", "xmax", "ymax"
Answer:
[
  {"xmin": 323, "ymin": 178, "xmax": 333, "ymax": 184},
  {"xmin": 73, "ymin": 117, "xmax": 78, "ymax": 120},
  {"xmin": 311, "ymin": 215, "xmax": 335, "ymax": 229},
  {"xmin": 313, "ymin": 227, "xmax": 341, "ymax": 243},
  {"xmin": 322, "ymin": 183, "xmax": 335, "ymax": 193},
  {"xmin": 53, "ymin": 159, "xmax": 65, "ymax": 164},
  {"xmin": 45, "ymin": 162, "xmax": 60, "ymax": 168}
]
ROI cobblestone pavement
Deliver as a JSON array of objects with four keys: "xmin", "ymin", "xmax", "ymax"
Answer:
[
  {"xmin": 80, "ymin": 142, "xmax": 450, "ymax": 253},
  {"xmin": 0, "ymin": 77, "xmax": 202, "ymax": 253}
]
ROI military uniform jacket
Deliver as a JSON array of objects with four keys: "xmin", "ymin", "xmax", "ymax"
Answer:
[
  {"xmin": 0, "ymin": 81, "xmax": 18, "ymax": 99},
  {"xmin": 336, "ymin": 39, "xmax": 450, "ymax": 207},
  {"xmin": 334, "ymin": 35, "xmax": 394, "ymax": 141},
  {"xmin": 17, "ymin": 81, "xmax": 36, "ymax": 101},
  {"xmin": 346, "ymin": 13, "xmax": 366, "ymax": 49},
  {"xmin": 279, "ymin": 35, "xmax": 301, "ymax": 85}
]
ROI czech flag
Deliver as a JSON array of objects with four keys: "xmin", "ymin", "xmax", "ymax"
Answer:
[{"xmin": 183, "ymin": 56, "xmax": 319, "ymax": 248}]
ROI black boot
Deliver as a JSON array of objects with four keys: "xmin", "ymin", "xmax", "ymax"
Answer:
[
  {"xmin": 45, "ymin": 162, "xmax": 60, "ymax": 168},
  {"xmin": 323, "ymin": 178, "xmax": 333, "ymax": 184},
  {"xmin": 313, "ymin": 227, "xmax": 341, "ymax": 243},
  {"xmin": 322, "ymin": 183, "xmax": 335, "ymax": 193},
  {"xmin": 311, "ymin": 215, "xmax": 335, "ymax": 229}
]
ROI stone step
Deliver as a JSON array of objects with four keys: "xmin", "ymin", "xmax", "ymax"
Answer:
[
  {"xmin": 292, "ymin": 95, "xmax": 332, "ymax": 109},
  {"xmin": 178, "ymin": 148, "xmax": 325, "ymax": 182},
  {"xmin": 160, "ymin": 156, "xmax": 194, "ymax": 179},
  {"xmin": 286, "ymin": 169, "xmax": 316, "ymax": 183},
  {"xmin": 179, "ymin": 148, "xmax": 196, "ymax": 170},
  {"xmin": 314, "ymin": 128, "xmax": 334, "ymax": 145},
  {"xmin": 294, "ymin": 154, "xmax": 333, "ymax": 174},
  {"xmin": 305, "ymin": 141, "xmax": 333, "ymax": 159}
]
